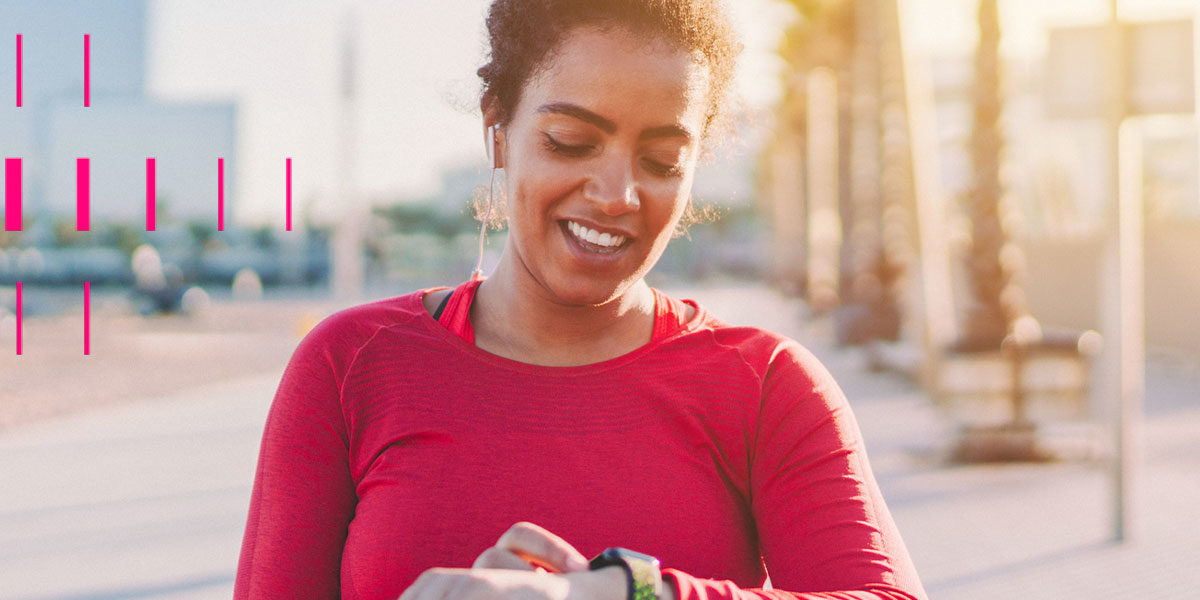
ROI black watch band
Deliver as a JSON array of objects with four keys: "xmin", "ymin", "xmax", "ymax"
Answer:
[{"xmin": 588, "ymin": 547, "xmax": 663, "ymax": 600}]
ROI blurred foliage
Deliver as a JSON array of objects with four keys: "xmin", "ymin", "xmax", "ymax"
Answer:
[
  {"xmin": 251, "ymin": 225, "xmax": 278, "ymax": 250},
  {"xmin": 107, "ymin": 222, "xmax": 146, "ymax": 256},
  {"xmin": 775, "ymin": 0, "xmax": 855, "ymax": 69},
  {"xmin": 53, "ymin": 216, "xmax": 88, "ymax": 247},
  {"xmin": 373, "ymin": 203, "xmax": 478, "ymax": 240},
  {"xmin": 0, "ymin": 228, "xmax": 23, "ymax": 248},
  {"xmin": 766, "ymin": 0, "xmax": 857, "ymax": 159},
  {"xmin": 187, "ymin": 222, "xmax": 217, "ymax": 248}
]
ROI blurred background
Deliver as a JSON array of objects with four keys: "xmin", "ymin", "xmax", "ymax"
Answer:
[{"xmin": 1, "ymin": 0, "xmax": 1198, "ymax": 598}]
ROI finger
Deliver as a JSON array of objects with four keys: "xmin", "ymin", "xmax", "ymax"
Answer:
[
  {"xmin": 472, "ymin": 546, "xmax": 537, "ymax": 571},
  {"xmin": 398, "ymin": 568, "xmax": 453, "ymax": 600},
  {"xmin": 495, "ymin": 521, "xmax": 589, "ymax": 573}
]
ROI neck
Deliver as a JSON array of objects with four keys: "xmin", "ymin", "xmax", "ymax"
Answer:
[{"xmin": 471, "ymin": 253, "xmax": 655, "ymax": 367}]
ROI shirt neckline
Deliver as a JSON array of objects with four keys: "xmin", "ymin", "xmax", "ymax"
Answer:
[{"xmin": 408, "ymin": 285, "xmax": 709, "ymax": 376}]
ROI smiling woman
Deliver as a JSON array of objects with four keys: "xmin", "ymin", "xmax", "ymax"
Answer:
[{"xmin": 233, "ymin": 1, "xmax": 926, "ymax": 600}]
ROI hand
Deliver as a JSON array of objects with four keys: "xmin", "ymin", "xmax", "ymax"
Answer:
[
  {"xmin": 472, "ymin": 521, "xmax": 590, "ymax": 574},
  {"xmin": 398, "ymin": 566, "xmax": 627, "ymax": 600},
  {"xmin": 399, "ymin": 522, "xmax": 623, "ymax": 600}
]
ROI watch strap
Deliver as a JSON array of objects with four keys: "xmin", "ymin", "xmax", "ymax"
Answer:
[{"xmin": 588, "ymin": 547, "xmax": 662, "ymax": 600}]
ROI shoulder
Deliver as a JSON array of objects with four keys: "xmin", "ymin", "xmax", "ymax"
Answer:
[
  {"xmin": 289, "ymin": 289, "xmax": 438, "ymax": 373},
  {"xmin": 687, "ymin": 310, "xmax": 834, "ymax": 389}
]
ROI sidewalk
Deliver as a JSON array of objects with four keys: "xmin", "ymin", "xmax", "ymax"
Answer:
[
  {"xmin": 1, "ymin": 284, "xmax": 1197, "ymax": 599},
  {"xmin": 0, "ymin": 374, "xmax": 277, "ymax": 600},
  {"xmin": 688, "ymin": 286, "xmax": 1200, "ymax": 599}
]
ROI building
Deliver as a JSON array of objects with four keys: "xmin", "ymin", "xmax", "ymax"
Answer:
[{"xmin": 0, "ymin": 0, "xmax": 236, "ymax": 226}]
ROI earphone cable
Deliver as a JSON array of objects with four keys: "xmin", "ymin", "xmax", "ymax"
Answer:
[{"xmin": 471, "ymin": 165, "xmax": 497, "ymax": 281}]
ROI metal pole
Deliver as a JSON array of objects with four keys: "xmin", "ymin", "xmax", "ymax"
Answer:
[
  {"xmin": 894, "ymin": 0, "xmax": 957, "ymax": 388},
  {"xmin": 332, "ymin": 8, "xmax": 365, "ymax": 301},
  {"xmin": 1101, "ymin": 0, "xmax": 1145, "ymax": 543}
]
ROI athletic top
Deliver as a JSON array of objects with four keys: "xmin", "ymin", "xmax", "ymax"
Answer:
[{"xmin": 234, "ymin": 281, "xmax": 926, "ymax": 600}]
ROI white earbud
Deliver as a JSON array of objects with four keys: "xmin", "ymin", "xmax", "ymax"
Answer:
[{"xmin": 486, "ymin": 124, "xmax": 498, "ymax": 169}]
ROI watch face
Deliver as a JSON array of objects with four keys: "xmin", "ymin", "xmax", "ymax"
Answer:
[
  {"xmin": 627, "ymin": 557, "xmax": 661, "ymax": 600},
  {"xmin": 615, "ymin": 548, "xmax": 659, "ymax": 566}
]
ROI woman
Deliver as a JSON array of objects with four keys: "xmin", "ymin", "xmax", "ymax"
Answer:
[{"xmin": 235, "ymin": 1, "xmax": 926, "ymax": 599}]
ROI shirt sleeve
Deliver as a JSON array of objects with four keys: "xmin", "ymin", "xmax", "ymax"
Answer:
[
  {"xmin": 234, "ymin": 315, "xmax": 360, "ymax": 599},
  {"xmin": 662, "ymin": 342, "xmax": 927, "ymax": 600}
]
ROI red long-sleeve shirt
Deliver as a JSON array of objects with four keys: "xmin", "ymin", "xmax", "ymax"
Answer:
[{"xmin": 235, "ymin": 281, "xmax": 926, "ymax": 600}]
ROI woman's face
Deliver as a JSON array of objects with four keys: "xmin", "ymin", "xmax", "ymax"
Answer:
[{"xmin": 495, "ymin": 25, "xmax": 710, "ymax": 307}]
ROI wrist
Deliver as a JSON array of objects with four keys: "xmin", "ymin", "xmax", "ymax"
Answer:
[
  {"xmin": 659, "ymin": 573, "xmax": 677, "ymax": 600},
  {"xmin": 566, "ymin": 566, "xmax": 626, "ymax": 600}
]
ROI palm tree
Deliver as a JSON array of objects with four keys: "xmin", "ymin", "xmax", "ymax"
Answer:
[
  {"xmin": 761, "ymin": 0, "xmax": 855, "ymax": 297},
  {"xmin": 958, "ymin": 0, "xmax": 1026, "ymax": 351},
  {"xmin": 948, "ymin": 0, "xmax": 1053, "ymax": 463}
]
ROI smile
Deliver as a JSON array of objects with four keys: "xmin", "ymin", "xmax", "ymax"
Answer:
[{"xmin": 566, "ymin": 220, "xmax": 628, "ymax": 252}]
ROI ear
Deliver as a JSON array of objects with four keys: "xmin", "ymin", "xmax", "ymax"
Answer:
[{"xmin": 481, "ymin": 94, "xmax": 505, "ymax": 169}]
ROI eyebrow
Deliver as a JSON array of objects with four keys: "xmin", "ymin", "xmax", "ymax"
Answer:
[{"xmin": 536, "ymin": 102, "xmax": 695, "ymax": 142}]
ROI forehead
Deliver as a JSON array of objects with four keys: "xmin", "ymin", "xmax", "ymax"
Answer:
[{"xmin": 515, "ymin": 26, "xmax": 711, "ymax": 133}]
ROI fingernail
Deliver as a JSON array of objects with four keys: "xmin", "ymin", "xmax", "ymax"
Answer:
[{"xmin": 569, "ymin": 556, "xmax": 589, "ymax": 571}]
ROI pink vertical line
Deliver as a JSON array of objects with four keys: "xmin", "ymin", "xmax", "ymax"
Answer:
[
  {"xmin": 84, "ymin": 34, "xmax": 90, "ymax": 107},
  {"xmin": 4, "ymin": 158, "xmax": 20, "ymax": 231},
  {"xmin": 14, "ymin": 281, "xmax": 21, "ymax": 355},
  {"xmin": 286, "ymin": 157, "xmax": 292, "ymax": 231},
  {"xmin": 146, "ymin": 158, "xmax": 155, "ymax": 231},
  {"xmin": 77, "ymin": 158, "xmax": 90, "ymax": 230},
  {"xmin": 218, "ymin": 158, "xmax": 225, "ymax": 231},
  {"xmin": 15, "ymin": 34, "xmax": 22, "ymax": 108},
  {"xmin": 83, "ymin": 281, "xmax": 90, "ymax": 355}
]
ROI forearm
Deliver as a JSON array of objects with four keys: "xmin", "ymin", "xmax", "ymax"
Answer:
[
  {"xmin": 566, "ymin": 566, "xmax": 677, "ymax": 600},
  {"xmin": 665, "ymin": 570, "xmax": 921, "ymax": 600}
]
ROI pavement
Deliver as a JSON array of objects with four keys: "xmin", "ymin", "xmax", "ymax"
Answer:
[{"xmin": 1, "ymin": 284, "xmax": 1197, "ymax": 599}]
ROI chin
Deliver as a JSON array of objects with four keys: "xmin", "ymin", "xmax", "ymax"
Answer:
[{"xmin": 547, "ymin": 272, "xmax": 642, "ymax": 308}]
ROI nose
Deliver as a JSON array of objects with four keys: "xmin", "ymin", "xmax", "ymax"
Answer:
[{"xmin": 582, "ymin": 155, "xmax": 640, "ymax": 216}]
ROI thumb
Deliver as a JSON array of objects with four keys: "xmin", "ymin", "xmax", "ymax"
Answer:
[{"xmin": 496, "ymin": 522, "xmax": 590, "ymax": 573}]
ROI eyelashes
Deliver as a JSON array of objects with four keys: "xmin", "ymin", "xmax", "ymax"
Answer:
[
  {"xmin": 541, "ymin": 133, "xmax": 683, "ymax": 178},
  {"xmin": 645, "ymin": 159, "xmax": 683, "ymax": 177},
  {"xmin": 541, "ymin": 133, "xmax": 592, "ymax": 157}
]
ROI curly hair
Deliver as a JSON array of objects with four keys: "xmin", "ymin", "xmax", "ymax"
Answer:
[{"xmin": 477, "ymin": 0, "xmax": 741, "ymax": 140}]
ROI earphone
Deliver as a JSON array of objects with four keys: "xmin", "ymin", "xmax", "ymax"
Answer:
[
  {"xmin": 486, "ymin": 124, "xmax": 498, "ymax": 169},
  {"xmin": 472, "ymin": 125, "xmax": 501, "ymax": 280}
]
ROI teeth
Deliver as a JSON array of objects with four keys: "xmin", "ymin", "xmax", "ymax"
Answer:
[{"xmin": 568, "ymin": 221, "xmax": 626, "ymax": 248}]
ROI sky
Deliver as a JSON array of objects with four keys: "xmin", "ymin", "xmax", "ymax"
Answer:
[{"xmin": 143, "ymin": 0, "xmax": 1199, "ymax": 226}]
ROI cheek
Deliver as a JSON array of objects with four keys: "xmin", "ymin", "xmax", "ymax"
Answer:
[
  {"xmin": 646, "ymin": 183, "xmax": 692, "ymax": 234},
  {"xmin": 504, "ymin": 162, "xmax": 577, "ymax": 234}
]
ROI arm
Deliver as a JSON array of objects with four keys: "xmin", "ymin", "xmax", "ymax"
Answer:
[
  {"xmin": 399, "ymin": 342, "xmax": 926, "ymax": 600},
  {"xmin": 234, "ymin": 317, "xmax": 359, "ymax": 599},
  {"xmin": 663, "ymin": 343, "xmax": 926, "ymax": 600}
]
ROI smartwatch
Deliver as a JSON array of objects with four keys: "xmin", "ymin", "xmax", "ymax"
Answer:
[{"xmin": 588, "ymin": 547, "xmax": 663, "ymax": 600}]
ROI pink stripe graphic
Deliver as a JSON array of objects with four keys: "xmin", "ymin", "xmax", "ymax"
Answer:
[
  {"xmin": 83, "ymin": 281, "xmax": 91, "ymax": 355},
  {"xmin": 15, "ymin": 35, "xmax": 22, "ymax": 108},
  {"xmin": 84, "ymin": 34, "xmax": 91, "ymax": 107},
  {"xmin": 77, "ymin": 158, "xmax": 90, "ymax": 230},
  {"xmin": 4, "ymin": 158, "xmax": 20, "ymax": 231},
  {"xmin": 218, "ymin": 158, "xmax": 225, "ymax": 231},
  {"xmin": 286, "ymin": 158, "xmax": 293, "ymax": 231},
  {"xmin": 14, "ymin": 281, "xmax": 21, "ymax": 355},
  {"xmin": 146, "ymin": 158, "xmax": 155, "ymax": 231}
]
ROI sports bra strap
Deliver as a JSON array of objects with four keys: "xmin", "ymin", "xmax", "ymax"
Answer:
[{"xmin": 436, "ymin": 279, "xmax": 483, "ymax": 344}]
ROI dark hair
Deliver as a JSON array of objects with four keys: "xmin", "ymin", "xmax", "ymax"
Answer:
[{"xmin": 477, "ymin": 0, "xmax": 741, "ymax": 139}]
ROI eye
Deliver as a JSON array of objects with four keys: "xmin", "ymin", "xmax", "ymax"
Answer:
[
  {"xmin": 642, "ymin": 158, "xmax": 684, "ymax": 178},
  {"xmin": 542, "ymin": 133, "xmax": 593, "ymax": 157}
]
